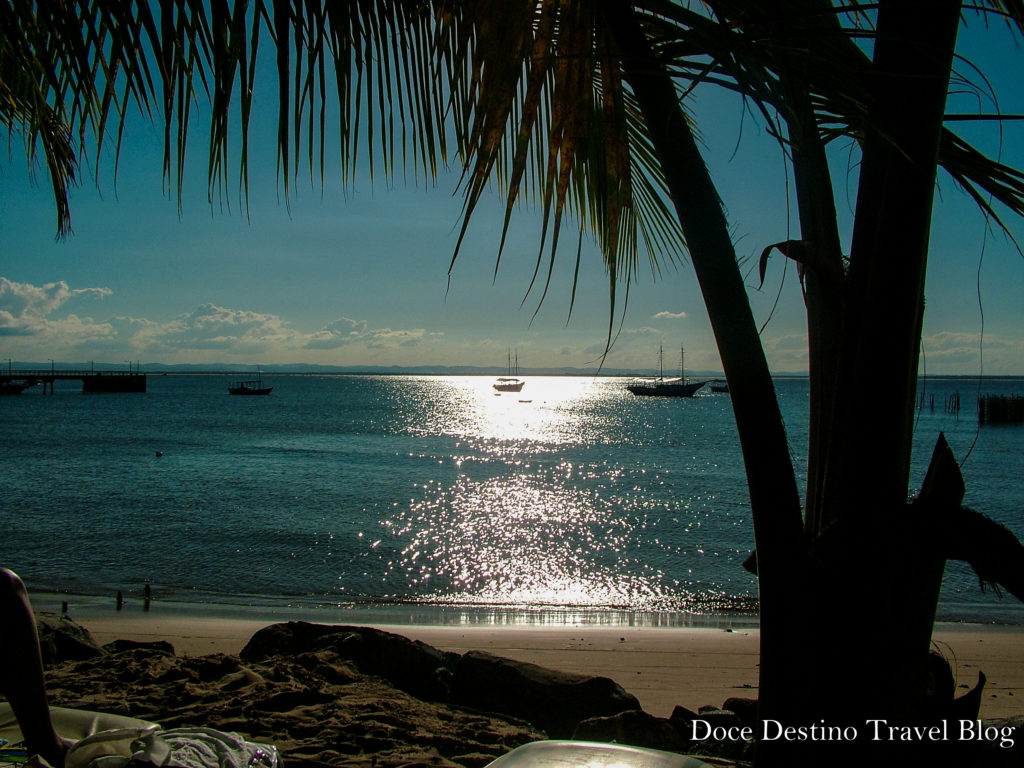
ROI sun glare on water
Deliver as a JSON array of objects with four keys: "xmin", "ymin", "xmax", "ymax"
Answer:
[
  {"xmin": 380, "ymin": 376, "xmax": 678, "ymax": 611},
  {"xmin": 421, "ymin": 375, "xmax": 604, "ymax": 445}
]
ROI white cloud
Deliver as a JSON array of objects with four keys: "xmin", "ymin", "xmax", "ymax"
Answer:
[
  {"xmin": 920, "ymin": 330, "xmax": 1024, "ymax": 373},
  {"xmin": 57, "ymin": 314, "xmax": 118, "ymax": 345},
  {"xmin": 366, "ymin": 328, "xmax": 426, "ymax": 349},
  {"xmin": 762, "ymin": 333, "xmax": 810, "ymax": 372},
  {"xmin": 0, "ymin": 310, "xmax": 40, "ymax": 336},
  {"xmin": 155, "ymin": 304, "xmax": 296, "ymax": 353},
  {"xmin": 0, "ymin": 277, "xmax": 431, "ymax": 362},
  {"xmin": 757, "ymin": 329, "xmax": 1024, "ymax": 374},
  {"xmin": 304, "ymin": 318, "xmax": 426, "ymax": 350},
  {"xmin": 652, "ymin": 310, "xmax": 688, "ymax": 320},
  {"xmin": 924, "ymin": 330, "xmax": 981, "ymax": 354},
  {"xmin": 0, "ymin": 277, "xmax": 112, "ymax": 337},
  {"xmin": 304, "ymin": 317, "xmax": 369, "ymax": 349}
]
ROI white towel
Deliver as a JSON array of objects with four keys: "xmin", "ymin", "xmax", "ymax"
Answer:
[
  {"xmin": 130, "ymin": 729, "xmax": 278, "ymax": 768},
  {"xmin": 66, "ymin": 727, "xmax": 278, "ymax": 768}
]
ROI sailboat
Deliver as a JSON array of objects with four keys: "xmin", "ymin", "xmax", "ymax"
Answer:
[
  {"xmin": 493, "ymin": 349, "xmax": 525, "ymax": 392},
  {"xmin": 228, "ymin": 367, "xmax": 273, "ymax": 395},
  {"xmin": 627, "ymin": 345, "xmax": 706, "ymax": 398}
]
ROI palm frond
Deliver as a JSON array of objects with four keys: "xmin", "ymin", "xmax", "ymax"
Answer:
[
  {"xmin": 437, "ymin": 0, "xmax": 686, "ymax": 323},
  {"xmin": 5, "ymin": 0, "xmax": 1024, "ymax": 306},
  {"xmin": 656, "ymin": 0, "xmax": 1024, "ymax": 250}
]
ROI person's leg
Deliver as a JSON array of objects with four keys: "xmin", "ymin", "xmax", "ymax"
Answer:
[{"xmin": 0, "ymin": 569, "xmax": 69, "ymax": 767}]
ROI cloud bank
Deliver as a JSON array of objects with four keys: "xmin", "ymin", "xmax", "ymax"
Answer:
[
  {"xmin": 0, "ymin": 278, "xmax": 112, "ymax": 338},
  {"xmin": 0, "ymin": 277, "xmax": 432, "ymax": 362}
]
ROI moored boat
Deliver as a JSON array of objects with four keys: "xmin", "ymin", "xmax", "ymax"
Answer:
[
  {"xmin": 627, "ymin": 345, "xmax": 706, "ymax": 398},
  {"xmin": 494, "ymin": 350, "xmax": 525, "ymax": 392},
  {"xmin": 229, "ymin": 368, "xmax": 273, "ymax": 395}
]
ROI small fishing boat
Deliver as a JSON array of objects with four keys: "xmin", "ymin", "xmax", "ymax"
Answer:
[
  {"xmin": 627, "ymin": 345, "xmax": 706, "ymax": 398},
  {"xmin": 494, "ymin": 349, "xmax": 525, "ymax": 392},
  {"xmin": 228, "ymin": 368, "xmax": 273, "ymax": 395}
]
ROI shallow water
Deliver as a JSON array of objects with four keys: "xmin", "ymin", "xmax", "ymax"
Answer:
[{"xmin": 3, "ymin": 373, "xmax": 1022, "ymax": 624}]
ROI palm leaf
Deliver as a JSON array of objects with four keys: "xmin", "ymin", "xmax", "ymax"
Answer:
[{"xmin": 5, "ymin": 0, "xmax": 1024, "ymax": 302}]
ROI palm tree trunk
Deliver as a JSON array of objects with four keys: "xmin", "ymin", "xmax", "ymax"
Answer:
[
  {"xmin": 602, "ymin": 0, "xmax": 809, "ymax": 741},
  {"xmin": 779, "ymin": 71, "xmax": 845, "ymax": 537},
  {"xmin": 836, "ymin": 0, "xmax": 961, "ymax": 506},
  {"xmin": 820, "ymin": 0, "xmax": 961, "ymax": 667},
  {"xmin": 802, "ymin": 2, "xmax": 963, "ymax": 764},
  {"xmin": 609, "ymin": 1, "xmax": 965, "ymax": 764}
]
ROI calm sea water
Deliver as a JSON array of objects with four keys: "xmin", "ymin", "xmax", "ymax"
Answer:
[{"xmin": 2, "ymin": 374, "xmax": 1022, "ymax": 625}]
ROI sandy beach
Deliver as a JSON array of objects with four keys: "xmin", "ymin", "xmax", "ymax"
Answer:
[
  {"xmin": 74, "ymin": 613, "xmax": 1024, "ymax": 720},
  {"xmin": 18, "ymin": 606, "xmax": 1021, "ymax": 768}
]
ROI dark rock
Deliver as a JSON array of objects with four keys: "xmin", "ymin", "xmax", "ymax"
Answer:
[
  {"xmin": 572, "ymin": 709, "xmax": 690, "ymax": 752},
  {"xmin": 42, "ymin": 648, "xmax": 542, "ymax": 766},
  {"xmin": 721, "ymin": 697, "xmax": 759, "ymax": 728},
  {"xmin": 950, "ymin": 670, "xmax": 986, "ymax": 721},
  {"xmin": 938, "ymin": 716, "xmax": 1023, "ymax": 767},
  {"xmin": 251, "ymin": 689, "xmax": 336, "ymax": 712},
  {"xmin": 191, "ymin": 654, "xmax": 243, "ymax": 683},
  {"xmin": 450, "ymin": 650, "xmax": 641, "ymax": 738},
  {"xmin": 693, "ymin": 707, "xmax": 744, "ymax": 730},
  {"xmin": 240, "ymin": 622, "xmax": 458, "ymax": 701},
  {"xmin": 34, "ymin": 613, "xmax": 105, "ymax": 665},
  {"xmin": 685, "ymin": 708, "xmax": 752, "ymax": 764},
  {"xmin": 669, "ymin": 704, "xmax": 699, "ymax": 722},
  {"xmin": 240, "ymin": 621, "xmax": 356, "ymax": 659},
  {"xmin": 451, "ymin": 752, "xmax": 498, "ymax": 768},
  {"xmin": 102, "ymin": 638, "xmax": 176, "ymax": 656},
  {"xmin": 669, "ymin": 702, "xmax": 756, "ymax": 762},
  {"xmin": 926, "ymin": 650, "xmax": 956, "ymax": 702}
]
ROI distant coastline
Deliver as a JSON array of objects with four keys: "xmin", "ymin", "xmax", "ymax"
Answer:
[
  {"xmin": 8, "ymin": 361, "xmax": 729, "ymax": 378},
  {"xmin": 10, "ymin": 361, "xmax": 1024, "ymax": 380}
]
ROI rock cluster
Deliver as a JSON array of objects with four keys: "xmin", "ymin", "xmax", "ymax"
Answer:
[
  {"xmin": 241, "ymin": 622, "xmax": 642, "ymax": 739},
  {"xmin": 32, "ymin": 616, "xmax": 1024, "ymax": 768}
]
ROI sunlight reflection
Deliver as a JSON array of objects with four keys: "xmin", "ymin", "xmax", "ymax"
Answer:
[
  {"xmin": 383, "ymin": 471, "xmax": 674, "ymax": 609},
  {"xmin": 376, "ymin": 375, "xmax": 757, "ymax": 614},
  {"xmin": 409, "ymin": 376, "xmax": 605, "ymax": 446}
]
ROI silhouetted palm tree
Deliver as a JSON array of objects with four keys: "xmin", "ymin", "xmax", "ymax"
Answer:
[{"xmin": 5, "ymin": 2, "xmax": 1024, "ymax": 765}]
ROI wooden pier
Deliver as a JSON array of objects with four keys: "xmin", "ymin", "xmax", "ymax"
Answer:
[
  {"xmin": 978, "ymin": 394, "xmax": 1024, "ymax": 424},
  {"xmin": 0, "ymin": 369, "xmax": 146, "ymax": 394}
]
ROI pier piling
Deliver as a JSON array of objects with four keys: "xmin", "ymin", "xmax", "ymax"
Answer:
[{"xmin": 978, "ymin": 394, "xmax": 1024, "ymax": 424}]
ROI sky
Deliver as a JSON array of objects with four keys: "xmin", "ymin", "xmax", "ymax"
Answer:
[{"xmin": 2, "ymin": 12, "xmax": 1023, "ymax": 375}]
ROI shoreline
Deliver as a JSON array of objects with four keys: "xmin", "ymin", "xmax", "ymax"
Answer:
[
  {"xmin": 42, "ymin": 594, "xmax": 1024, "ymax": 721},
  {"xmin": 28, "ymin": 589, "xmax": 763, "ymax": 631}
]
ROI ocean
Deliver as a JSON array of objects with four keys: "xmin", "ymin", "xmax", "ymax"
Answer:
[{"xmin": 2, "ymin": 373, "xmax": 1022, "ymax": 626}]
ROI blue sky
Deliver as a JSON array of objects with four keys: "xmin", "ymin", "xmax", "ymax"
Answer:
[{"xmin": 2, "ymin": 14, "xmax": 1023, "ymax": 374}]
